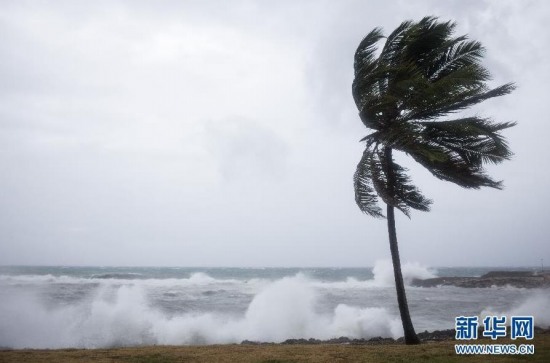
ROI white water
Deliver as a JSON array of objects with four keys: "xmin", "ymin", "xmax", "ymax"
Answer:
[
  {"xmin": 0, "ymin": 274, "xmax": 402, "ymax": 348},
  {"xmin": 481, "ymin": 291, "xmax": 550, "ymax": 327},
  {"xmin": 0, "ymin": 261, "xmax": 548, "ymax": 349}
]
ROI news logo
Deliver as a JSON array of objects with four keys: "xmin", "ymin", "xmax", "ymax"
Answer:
[
  {"xmin": 510, "ymin": 316, "xmax": 534, "ymax": 340},
  {"xmin": 482, "ymin": 316, "xmax": 507, "ymax": 339},
  {"xmin": 454, "ymin": 315, "xmax": 535, "ymax": 355},
  {"xmin": 455, "ymin": 316, "xmax": 479, "ymax": 340},
  {"xmin": 455, "ymin": 315, "xmax": 534, "ymax": 340}
]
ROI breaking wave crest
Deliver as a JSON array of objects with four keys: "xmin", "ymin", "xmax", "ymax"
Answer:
[
  {"xmin": 0, "ymin": 275, "xmax": 402, "ymax": 349},
  {"xmin": 481, "ymin": 290, "xmax": 550, "ymax": 328},
  {"xmin": 372, "ymin": 260, "xmax": 436, "ymax": 286},
  {"xmin": 307, "ymin": 260, "xmax": 436, "ymax": 290},
  {"xmin": 0, "ymin": 260, "xmax": 435, "ymax": 289},
  {"xmin": 0, "ymin": 272, "xmax": 243, "ymax": 287}
]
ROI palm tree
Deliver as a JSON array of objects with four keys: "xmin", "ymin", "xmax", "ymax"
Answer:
[{"xmin": 352, "ymin": 17, "xmax": 515, "ymax": 345}]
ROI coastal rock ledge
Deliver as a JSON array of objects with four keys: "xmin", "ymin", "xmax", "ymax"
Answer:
[{"xmin": 411, "ymin": 271, "xmax": 550, "ymax": 288}]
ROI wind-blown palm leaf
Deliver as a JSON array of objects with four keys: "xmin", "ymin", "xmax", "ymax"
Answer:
[
  {"xmin": 356, "ymin": 145, "xmax": 431, "ymax": 218},
  {"xmin": 353, "ymin": 28, "xmax": 384, "ymax": 112},
  {"xmin": 353, "ymin": 28, "xmax": 384, "ymax": 79},
  {"xmin": 363, "ymin": 125, "xmax": 506, "ymax": 189},
  {"xmin": 405, "ymin": 83, "xmax": 515, "ymax": 121},
  {"xmin": 428, "ymin": 39, "xmax": 485, "ymax": 81},
  {"xmin": 352, "ymin": 16, "xmax": 515, "ymax": 215},
  {"xmin": 379, "ymin": 151, "xmax": 432, "ymax": 216},
  {"xmin": 421, "ymin": 117, "xmax": 516, "ymax": 165},
  {"xmin": 354, "ymin": 148, "xmax": 384, "ymax": 218},
  {"xmin": 408, "ymin": 145, "xmax": 504, "ymax": 189}
]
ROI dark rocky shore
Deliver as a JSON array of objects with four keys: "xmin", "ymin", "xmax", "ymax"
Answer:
[
  {"xmin": 241, "ymin": 330, "xmax": 454, "ymax": 346},
  {"xmin": 241, "ymin": 327, "xmax": 550, "ymax": 345},
  {"xmin": 411, "ymin": 270, "xmax": 550, "ymax": 288}
]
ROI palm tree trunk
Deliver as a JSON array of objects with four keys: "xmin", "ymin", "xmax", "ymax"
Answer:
[
  {"xmin": 384, "ymin": 147, "xmax": 420, "ymax": 345},
  {"xmin": 386, "ymin": 204, "xmax": 420, "ymax": 344}
]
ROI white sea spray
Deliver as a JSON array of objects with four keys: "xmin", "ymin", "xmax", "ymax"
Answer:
[{"xmin": 0, "ymin": 264, "xmax": 543, "ymax": 349}]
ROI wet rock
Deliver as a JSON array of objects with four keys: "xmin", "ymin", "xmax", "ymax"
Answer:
[{"xmin": 411, "ymin": 271, "xmax": 550, "ymax": 288}]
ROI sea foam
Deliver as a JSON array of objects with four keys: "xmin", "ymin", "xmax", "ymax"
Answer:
[
  {"xmin": 372, "ymin": 259, "xmax": 437, "ymax": 286},
  {"xmin": 0, "ymin": 274, "xmax": 402, "ymax": 348},
  {"xmin": 481, "ymin": 290, "xmax": 550, "ymax": 327},
  {"xmin": 3, "ymin": 263, "xmax": 540, "ymax": 349}
]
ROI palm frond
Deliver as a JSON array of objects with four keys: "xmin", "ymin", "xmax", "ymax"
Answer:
[
  {"xmin": 354, "ymin": 146, "xmax": 432, "ymax": 217},
  {"xmin": 378, "ymin": 150, "xmax": 432, "ymax": 217},
  {"xmin": 403, "ymin": 17, "xmax": 457, "ymax": 74},
  {"xmin": 353, "ymin": 28, "xmax": 384, "ymax": 112},
  {"xmin": 409, "ymin": 144, "xmax": 504, "ymax": 189},
  {"xmin": 354, "ymin": 28, "xmax": 384, "ymax": 77},
  {"xmin": 379, "ymin": 20, "xmax": 414, "ymax": 66},
  {"xmin": 429, "ymin": 39, "xmax": 485, "ymax": 81},
  {"xmin": 407, "ymin": 83, "xmax": 515, "ymax": 121},
  {"xmin": 352, "ymin": 16, "xmax": 515, "ymax": 217},
  {"xmin": 354, "ymin": 148, "xmax": 385, "ymax": 218},
  {"xmin": 420, "ymin": 117, "xmax": 516, "ymax": 165}
]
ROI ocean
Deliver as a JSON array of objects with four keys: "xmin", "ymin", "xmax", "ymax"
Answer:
[{"xmin": 0, "ymin": 262, "xmax": 548, "ymax": 349}]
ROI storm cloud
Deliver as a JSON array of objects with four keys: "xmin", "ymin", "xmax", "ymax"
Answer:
[{"xmin": 1, "ymin": 0, "xmax": 548, "ymax": 267}]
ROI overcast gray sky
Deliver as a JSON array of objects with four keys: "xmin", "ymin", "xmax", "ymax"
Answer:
[{"xmin": 1, "ymin": 0, "xmax": 548, "ymax": 267}]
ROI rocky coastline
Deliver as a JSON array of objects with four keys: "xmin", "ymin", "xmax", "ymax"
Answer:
[
  {"xmin": 241, "ymin": 329, "xmax": 454, "ymax": 346},
  {"xmin": 241, "ymin": 327, "xmax": 550, "ymax": 345},
  {"xmin": 411, "ymin": 270, "xmax": 550, "ymax": 288}
]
